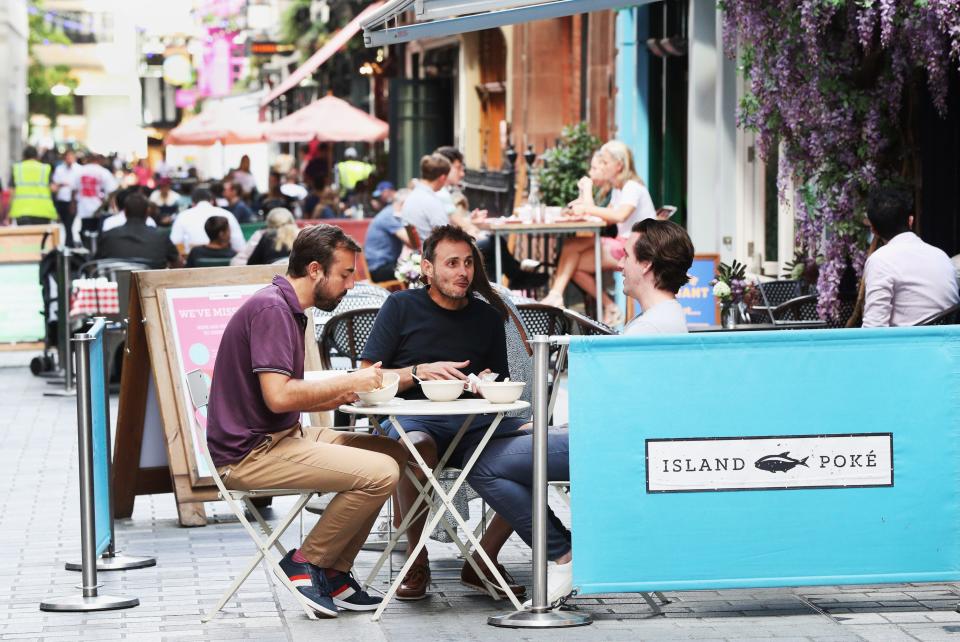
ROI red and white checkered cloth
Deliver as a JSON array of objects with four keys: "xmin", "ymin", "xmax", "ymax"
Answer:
[{"xmin": 70, "ymin": 278, "xmax": 119, "ymax": 317}]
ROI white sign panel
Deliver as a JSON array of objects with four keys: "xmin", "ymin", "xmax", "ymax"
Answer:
[{"xmin": 646, "ymin": 433, "xmax": 893, "ymax": 493}]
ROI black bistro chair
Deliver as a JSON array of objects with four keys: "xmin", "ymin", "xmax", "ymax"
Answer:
[
  {"xmin": 318, "ymin": 306, "xmax": 382, "ymax": 370},
  {"xmin": 917, "ymin": 302, "xmax": 960, "ymax": 326},
  {"xmin": 750, "ymin": 279, "xmax": 803, "ymax": 323}
]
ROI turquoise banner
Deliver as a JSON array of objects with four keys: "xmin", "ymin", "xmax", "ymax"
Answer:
[
  {"xmin": 0, "ymin": 263, "xmax": 45, "ymax": 343},
  {"xmin": 87, "ymin": 320, "xmax": 112, "ymax": 556},
  {"xmin": 568, "ymin": 328, "xmax": 960, "ymax": 594}
]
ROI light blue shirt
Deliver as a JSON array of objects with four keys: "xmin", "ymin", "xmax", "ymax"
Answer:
[{"xmin": 401, "ymin": 182, "xmax": 449, "ymax": 243}]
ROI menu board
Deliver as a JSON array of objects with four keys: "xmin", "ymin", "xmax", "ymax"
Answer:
[{"xmin": 163, "ymin": 285, "xmax": 262, "ymax": 478}]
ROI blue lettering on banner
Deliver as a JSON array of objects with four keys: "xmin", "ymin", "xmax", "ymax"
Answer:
[{"xmin": 677, "ymin": 257, "xmax": 717, "ymax": 326}]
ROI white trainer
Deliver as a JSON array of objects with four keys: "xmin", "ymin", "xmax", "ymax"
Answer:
[
  {"xmin": 522, "ymin": 560, "xmax": 574, "ymax": 608},
  {"xmin": 520, "ymin": 258, "xmax": 542, "ymax": 272}
]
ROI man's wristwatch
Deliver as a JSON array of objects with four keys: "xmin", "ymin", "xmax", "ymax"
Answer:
[{"xmin": 411, "ymin": 364, "xmax": 418, "ymax": 378}]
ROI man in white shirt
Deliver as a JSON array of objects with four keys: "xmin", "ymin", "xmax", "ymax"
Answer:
[
  {"xmin": 169, "ymin": 187, "xmax": 245, "ymax": 253},
  {"xmin": 862, "ymin": 186, "xmax": 959, "ymax": 327},
  {"xmin": 52, "ymin": 149, "xmax": 80, "ymax": 245},
  {"xmin": 620, "ymin": 218, "xmax": 694, "ymax": 335},
  {"xmin": 400, "ymin": 154, "xmax": 451, "ymax": 244},
  {"xmin": 101, "ymin": 188, "xmax": 157, "ymax": 233},
  {"xmin": 71, "ymin": 155, "xmax": 118, "ymax": 241}
]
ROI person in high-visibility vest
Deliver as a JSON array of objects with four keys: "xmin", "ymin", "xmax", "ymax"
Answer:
[
  {"xmin": 334, "ymin": 147, "xmax": 374, "ymax": 198},
  {"xmin": 8, "ymin": 146, "xmax": 57, "ymax": 226}
]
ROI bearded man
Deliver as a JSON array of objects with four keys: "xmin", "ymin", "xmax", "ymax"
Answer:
[
  {"xmin": 206, "ymin": 224, "xmax": 407, "ymax": 618},
  {"xmin": 359, "ymin": 224, "xmax": 527, "ymax": 600}
]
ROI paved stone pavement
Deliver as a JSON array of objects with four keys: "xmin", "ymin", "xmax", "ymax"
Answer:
[{"xmin": 2, "ymin": 352, "xmax": 960, "ymax": 641}]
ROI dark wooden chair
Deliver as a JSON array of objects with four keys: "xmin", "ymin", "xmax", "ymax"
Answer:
[
  {"xmin": 405, "ymin": 224, "xmax": 422, "ymax": 250},
  {"xmin": 318, "ymin": 306, "xmax": 382, "ymax": 370}
]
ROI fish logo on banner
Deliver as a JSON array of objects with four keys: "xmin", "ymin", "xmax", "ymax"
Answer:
[
  {"xmin": 754, "ymin": 452, "xmax": 809, "ymax": 473},
  {"xmin": 645, "ymin": 433, "xmax": 893, "ymax": 493}
]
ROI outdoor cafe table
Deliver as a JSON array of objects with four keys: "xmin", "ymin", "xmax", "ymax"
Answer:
[
  {"xmin": 340, "ymin": 396, "xmax": 530, "ymax": 621},
  {"xmin": 478, "ymin": 217, "xmax": 606, "ymax": 320}
]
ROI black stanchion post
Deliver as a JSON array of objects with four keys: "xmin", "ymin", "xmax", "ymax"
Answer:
[
  {"xmin": 40, "ymin": 324, "xmax": 139, "ymax": 612},
  {"xmin": 489, "ymin": 335, "xmax": 591, "ymax": 629},
  {"xmin": 45, "ymin": 247, "xmax": 76, "ymax": 397}
]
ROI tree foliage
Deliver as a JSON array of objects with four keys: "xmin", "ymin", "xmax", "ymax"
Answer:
[
  {"xmin": 27, "ymin": 0, "xmax": 76, "ymax": 122},
  {"xmin": 538, "ymin": 122, "xmax": 602, "ymax": 207}
]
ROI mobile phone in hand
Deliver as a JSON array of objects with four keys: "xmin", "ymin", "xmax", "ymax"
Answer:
[{"xmin": 656, "ymin": 206, "xmax": 677, "ymax": 220}]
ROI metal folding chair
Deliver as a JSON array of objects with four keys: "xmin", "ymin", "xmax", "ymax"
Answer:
[{"xmin": 186, "ymin": 372, "xmax": 320, "ymax": 622}]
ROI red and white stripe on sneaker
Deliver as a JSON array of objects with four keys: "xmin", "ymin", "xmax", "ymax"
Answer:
[
  {"xmin": 331, "ymin": 583, "xmax": 355, "ymax": 600},
  {"xmin": 289, "ymin": 574, "xmax": 314, "ymax": 588}
]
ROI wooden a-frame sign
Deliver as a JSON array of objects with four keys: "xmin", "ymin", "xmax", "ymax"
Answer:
[{"xmin": 112, "ymin": 265, "xmax": 290, "ymax": 526}]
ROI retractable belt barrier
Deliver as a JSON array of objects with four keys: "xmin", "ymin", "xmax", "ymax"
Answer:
[{"xmin": 41, "ymin": 318, "xmax": 153, "ymax": 613}]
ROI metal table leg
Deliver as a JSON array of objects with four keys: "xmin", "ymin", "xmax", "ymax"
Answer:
[{"xmin": 593, "ymin": 232, "xmax": 603, "ymax": 321}]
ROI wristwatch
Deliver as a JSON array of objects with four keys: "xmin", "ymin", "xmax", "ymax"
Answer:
[{"xmin": 411, "ymin": 364, "xmax": 418, "ymax": 378}]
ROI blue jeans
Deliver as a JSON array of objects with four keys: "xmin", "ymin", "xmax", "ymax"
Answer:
[{"xmin": 465, "ymin": 427, "xmax": 572, "ymax": 560}]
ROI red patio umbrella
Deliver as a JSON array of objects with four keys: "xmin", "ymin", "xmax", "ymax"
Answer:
[
  {"xmin": 265, "ymin": 95, "xmax": 389, "ymax": 143},
  {"xmin": 166, "ymin": 109, "xmax": 267, "ymax": 146}
]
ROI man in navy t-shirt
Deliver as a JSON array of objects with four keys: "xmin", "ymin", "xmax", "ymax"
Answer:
[{"xmin": 360, "ymin": 224, "xmax": 526, "ymax": 601}]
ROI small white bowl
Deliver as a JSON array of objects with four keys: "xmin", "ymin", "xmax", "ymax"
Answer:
[
  {"xmin": 357, "ymin": 372, "xmax": 400, "ymax": 406},
  {"xmin": 421, "ymin": 379, "xmax": 466, "ymax": 402},
  {"xmin": 478, "ymin": 381, "xmax": 526, "ymax": 404}
]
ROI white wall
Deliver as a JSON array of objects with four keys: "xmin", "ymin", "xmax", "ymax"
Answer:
[
  {"xmin": 686, "ymin": 2, "xmax": 755, "ymax": 267},
  {"xmin": 0, "ymin": 0, "xmax": 28, "ymax": 182}
]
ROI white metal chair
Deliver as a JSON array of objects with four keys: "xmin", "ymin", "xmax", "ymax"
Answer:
[{"xmin": 186, "ymin": 370, "xmax": 320, "ymax": 622}]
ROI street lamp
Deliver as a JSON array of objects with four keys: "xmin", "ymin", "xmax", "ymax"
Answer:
[{"xmin": 51, "ymin": 83, "xmax": 72, "ymax": 97}]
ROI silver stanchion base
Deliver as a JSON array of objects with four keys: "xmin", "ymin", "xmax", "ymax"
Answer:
[
  {"xmin": 66, "ymin": 553, "xmax": 157, "ymax": 572},
  {"xmin": 488, "ymin": 609, "xmax": 592, "ymax": 629},
  {"xmin": 40, "ymin": 594, "xmax": 139, "ymax": 612},
  {"xmin": 44, "ymin": 389, "xmax": 76, "ymax": 397}
]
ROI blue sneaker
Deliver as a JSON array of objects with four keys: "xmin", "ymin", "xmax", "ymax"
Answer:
[
  {"xmin": 278, "ymin": 551, "xmax": 338, "ymax": 617},
  {"xmin": 327, "ymin": 571, "xmax": 383, "ymax": 611}
]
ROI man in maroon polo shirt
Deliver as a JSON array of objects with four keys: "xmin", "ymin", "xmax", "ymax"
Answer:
[{"xmin": 206, "ymin": 224, "xmax": 407, "ymax": 618}]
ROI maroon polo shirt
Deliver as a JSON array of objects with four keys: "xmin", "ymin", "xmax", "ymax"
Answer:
[{"xmin": 206, "ymin": 275, "xmax": 307, "ymax": 466}]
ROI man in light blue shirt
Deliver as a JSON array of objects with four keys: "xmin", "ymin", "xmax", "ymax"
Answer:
[
  {"xmin": 400, "ymin": 154, "xmax": 450, "ymax": 244},
  {"xmin": 365, "ymin": 189, "xmax": 413, "ymax": 282}
]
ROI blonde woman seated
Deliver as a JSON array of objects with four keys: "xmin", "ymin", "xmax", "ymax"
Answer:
[
  {"xmin": 540, "ymin": 140, "xmax": 656, "ymax": 326},
  {"xmin": 247, "ymin": 208, "xmax": 299, "ymax": 265}
]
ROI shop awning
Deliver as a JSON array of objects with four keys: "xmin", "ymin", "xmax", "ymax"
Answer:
[
  {"xmin": 361, "ymin": 0, "xmax": 654, "ymax": 47},
  {"xmin": 260, "ymin": 2, "xmax": 385, "ymax": 109},
  {"xmin": 265, "ymin": 95, "xmax": 389, "ymax": 143},
  {"xmin": 166, "ymin": 108, "xmax": 267, "ymax": 146}
]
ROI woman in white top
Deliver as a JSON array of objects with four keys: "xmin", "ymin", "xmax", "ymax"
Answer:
[{"xmin": 540, "ymin": 140, "xmax": 656, "ymax": 325}]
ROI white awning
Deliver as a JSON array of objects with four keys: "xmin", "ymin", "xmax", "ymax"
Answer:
[{"xmin": 361, "ymin": 0, "xmax": 653, "ymax": 47}]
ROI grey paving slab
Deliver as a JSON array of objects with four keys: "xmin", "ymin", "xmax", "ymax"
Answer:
[{"xmin": 3, "ymin": 354, "xmax": 960, "ymax": 640}]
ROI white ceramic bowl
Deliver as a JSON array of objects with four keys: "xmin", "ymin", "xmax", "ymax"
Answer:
[
  {"xmin": 478, "ymin": 381, "xmax": 526, "ymax": 404},
  {"xmin": 357, "ymin": 372, "xmax": 400, "ymax": 405},
  {"xmin": 420, "ymin": 379, "xmax": 466, "ymax": 402}
]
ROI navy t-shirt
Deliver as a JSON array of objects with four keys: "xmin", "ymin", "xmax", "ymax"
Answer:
[{"xmin": 361, "ymin": 287, "xmax": 509, "ymax": 400}]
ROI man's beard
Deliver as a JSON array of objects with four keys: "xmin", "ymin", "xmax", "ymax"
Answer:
[
  {"xmin": 313, "ymin": 277, "xmax": 347, "ymax": 311},
  {"xmin": 434, "ymin": 279, "xmax": 470, "ymax": 301}
]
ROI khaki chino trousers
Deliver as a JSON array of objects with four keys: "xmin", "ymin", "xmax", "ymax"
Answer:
[{"xmin": 219, "ymin": 424, "xmax": 407, "ymax": 572}]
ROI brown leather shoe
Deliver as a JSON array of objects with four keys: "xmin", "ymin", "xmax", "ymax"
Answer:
[
  {"xmin": 460, "ymin": 562, "xmax": 526, "ymax": 598},
  {"xmin": 396, "ymin": 563, "xmax": 431, "ymax": 601}
]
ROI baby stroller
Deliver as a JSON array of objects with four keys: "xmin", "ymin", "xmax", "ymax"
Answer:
[{"xmin": 30, "ymin": 245, "xmax": 86, "ymax": 376}]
